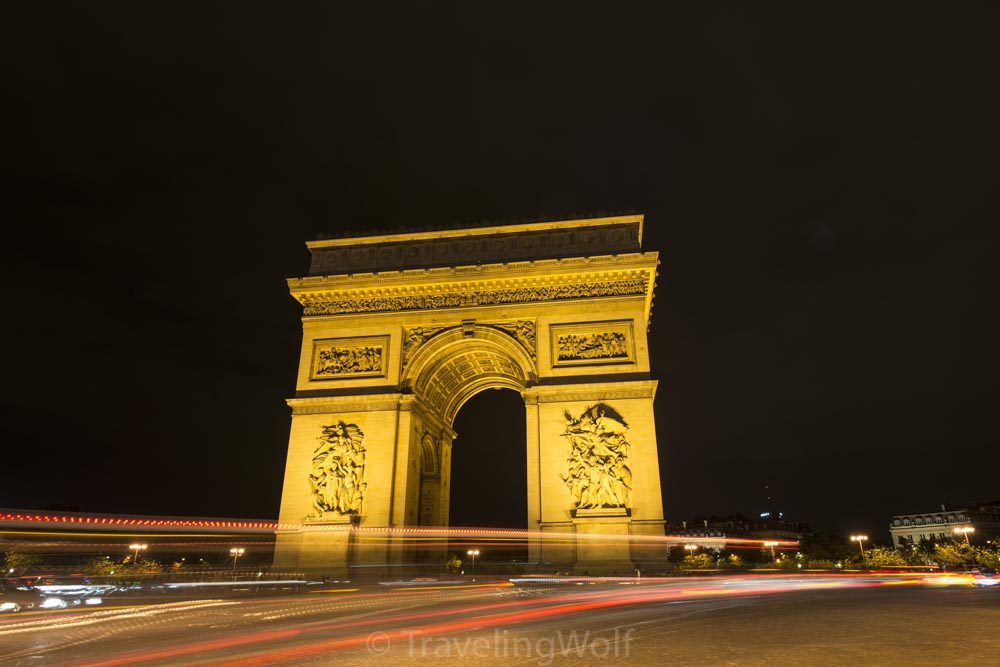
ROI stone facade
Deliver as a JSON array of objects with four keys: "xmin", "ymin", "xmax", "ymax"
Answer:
[
  {"xmin": 889, "ymin": 502, "xmax": 1000, "ymax": 547},
  {"xmin": 274, "ymin": 215, "xmax": 665, "ymax": 576}
]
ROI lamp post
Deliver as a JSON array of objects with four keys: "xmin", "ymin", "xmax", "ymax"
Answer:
[
  {"xmin": 953, "ymin": 526, "xmax": 974, "ymax": 546},
  {"xmin": 129, "ymin": 543, "xmax": 147, "ymax": 565},
  {"xmin": 850, "ymin": 535, "xmax": 868, "ymax": 560},
  {"xmin": 230, "ymin": 547, "xmax": 245, "ymax": 569},
  {"xmin": 466, "ymin": 549, "xmax": 480, "ymax": 580},
  {"xmin": 763, "ymin": 541, "xmax": 779, "ymax": 562}
]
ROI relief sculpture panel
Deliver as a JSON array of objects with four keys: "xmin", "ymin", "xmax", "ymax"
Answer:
[
  {"xmin": 551, "ymin": 320, "xmax": 635, "ymax": 367},
  {"xmin": 310, "ymin": 336, "xmax": 388, "ymax": 379},
  {"xmin": 308, "ymin": 422, "xmax": 367, "ymax": 518},
  {"xmin": 561, "ymin": 404, "xmax": 632, "ymax": 512},
  {"xmin": 402, "ymin": 326, "xmax": 449, "ymax": 369},
  {"xmin": 492, "ymin": 320, "xmax": 536, "ymax": 360}
]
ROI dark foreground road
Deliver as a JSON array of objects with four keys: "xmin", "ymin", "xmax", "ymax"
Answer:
[{"xmin": 1, "ymin": 575, "xmax": 997, "ymax": 666}]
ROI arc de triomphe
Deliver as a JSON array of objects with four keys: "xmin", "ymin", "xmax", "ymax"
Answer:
[{"xmin": 273, "ymin": 214, "xmax": 665, "ymax": 576}]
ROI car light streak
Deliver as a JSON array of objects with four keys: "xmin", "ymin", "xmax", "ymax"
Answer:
[
  {"xmin": 213, "ymin": 577, "xmax": 903, "ymax": 667},
  {"xmin": 0, "ymin": 508, "xmax": 799, "ymax": 550},
  {"xmin": 54, "ymin": 575, "xmax": 918, "ymax": 667},
  {"xmin": 0, "ymin": 600, "xmax": 237, "ymax": 637}
]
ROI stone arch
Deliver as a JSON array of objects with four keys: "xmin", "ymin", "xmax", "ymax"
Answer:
[
  {"xmin": 419, "ymin": 432, "xmax": 438, "ymax": 475},
  {"xmin": 275, "ymin": 215, "xmax": 665, "ymax": 577},
  {"xmin": 403, "ymin": 324, "xmax": 536, "ymax": 425}
]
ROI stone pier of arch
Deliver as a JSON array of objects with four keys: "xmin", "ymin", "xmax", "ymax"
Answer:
[{"xmin": 273, "ymin": 215, "xmax": 666, "ymax": 578}]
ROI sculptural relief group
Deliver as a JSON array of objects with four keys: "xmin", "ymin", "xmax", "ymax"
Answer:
[
  {"xmin": 556, "ymin": 331, "xmax": 629, "ymax": 361},
  {"xmin": 309, "ymin": 422, "xmax": 367, "ymax": 517},
  {"xmin": 561, "ymin": 404, "xmax": 633, "ymax": 510},
  {"xmin": 315, "ymin": 345, "xmax": 383, "ymax": 376}
]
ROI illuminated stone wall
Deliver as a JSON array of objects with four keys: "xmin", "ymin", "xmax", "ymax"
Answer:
[{"xmin": 274, "ymin": 215, "xmax": 665, "ymax": 575}]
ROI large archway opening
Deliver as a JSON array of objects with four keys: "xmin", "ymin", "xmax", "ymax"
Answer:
[{"xmin": 448, "ymin": 387, "xmax": 527, "ymax": 529}]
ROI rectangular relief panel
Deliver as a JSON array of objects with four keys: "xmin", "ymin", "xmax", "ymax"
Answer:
[
  {"xmin": 550, "ymin": 320, "xmax": 636, "ymax": 367},
  {"xmin": 310, "ymin": 335, "xmax": 390, "ymax": 380}
]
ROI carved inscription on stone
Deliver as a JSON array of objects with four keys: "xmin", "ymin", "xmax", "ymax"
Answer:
[
  {"xmin": 308, "ymin": 219, "xmax": 642, "ymax": 275},
  {"xmin": 308, "ymin": 421, "xmax": 367, "ymax": 518},
  {"xmin": 311, "ymin": 337, "xmax": 388, "ymax": 380},
  {"xmin": 551, "ymin": 321, "xmax": 635, "ymax": 366},
  {"xmin": 561, "ymin": 404, "xmax": 632, "ymax": 510}
]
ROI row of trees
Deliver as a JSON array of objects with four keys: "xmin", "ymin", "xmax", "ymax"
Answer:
[
  {"xmin": 801, "ymin": 533, "xmax": 999, "ymax": 570},
  {"xmin": 672, "ymin": 536, "xmax": 1000, "ymax": 571},
  {"xmin": 3, "ymin": 550, "xmax": 263, "ymax": 577}
]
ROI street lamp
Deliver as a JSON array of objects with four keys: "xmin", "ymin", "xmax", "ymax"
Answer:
[
  {"xmin": 230, "ymin": 547, "xmax": 245, "ymax": 569},
  {"xmin": 953, "ymin": 526, "xmax": 975, "ymax": 546},
  {"xmin": 129, "ymin": 543, "xmax": 147, "ymax": 565},
  {"xmin": 683, "ymin": 544, "xmax": 698, "ymax": 556},
  {"xmin": 763, "ymin": 541, "xmax": 779, "ymax": 562},
  {"xmin": 850, "ymin": 535, "xmax": 868, "ymax": 559},
  {"xmin": 466, "ymin": 549, "xmax": 480, "ymax": 579}
]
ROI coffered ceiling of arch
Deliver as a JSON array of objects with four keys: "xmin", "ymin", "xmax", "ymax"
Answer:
[{"xmin": 416, "ymin": 347, "xmax": 525, "ymax": 419}]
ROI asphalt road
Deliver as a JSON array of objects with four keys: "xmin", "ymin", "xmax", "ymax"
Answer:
[{"xmin": 1, "ymin": 575, "xmax": 997, "ymax": 666}]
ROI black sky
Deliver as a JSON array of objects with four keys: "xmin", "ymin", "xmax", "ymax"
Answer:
[{"xmin": 2, "ymin": 3, "xmax": 997, "ymax": 542}]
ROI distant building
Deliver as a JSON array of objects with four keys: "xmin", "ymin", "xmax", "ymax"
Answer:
[
  {"xmin": 668, "ymin": 512, "xmax": 809, "ymax": 543},
  {"xmin": 889, "ymin": 501, "xmax": 1000, "ymax": 547}
]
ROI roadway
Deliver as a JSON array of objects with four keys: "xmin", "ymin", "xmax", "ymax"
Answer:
[{"xmin": 1, "ymin": 575, "xmax": 997, "ymax": 666}]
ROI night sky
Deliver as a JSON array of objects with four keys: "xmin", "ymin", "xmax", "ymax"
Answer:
[{"xmin": 3, "ymin": 4, "xmax": 997, "ymax": 542}]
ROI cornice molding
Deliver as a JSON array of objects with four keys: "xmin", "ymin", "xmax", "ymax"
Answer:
[
  {"xmin": 287, "ymin": 395, "xmax": 404, "ymax": 415},
  {"xmin": 524, "ymin": 380, "xmax": 658, "ymax": 403}
]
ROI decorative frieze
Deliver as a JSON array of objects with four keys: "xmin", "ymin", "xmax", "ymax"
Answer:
[
  {"xmin": 298, "ymin": 275, "xmax": 649, "ymax": 316},
  {"xmin": 550, "ymin": 320, "xmax": 635, "ymax": 367},
  {"xmin": 310, "ymin": 336, "xmax": 388, "ymax": 380}
]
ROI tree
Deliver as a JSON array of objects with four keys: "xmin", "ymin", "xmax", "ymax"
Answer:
[
  {"xmin": 445, "ymin": 553, "xmax": 463, "ymax": 575},
  {"xmin": 3, "ymin": 550, "xmax": 40, "ymax": 575},
  {"xmin": 972, "ymin": 544, "xmax": 1000, "ymax": 570},
  {"xmin": 721, "ymin": 553, "xmax": 744, "ymax": 569},
  {"xmin": 83, "ymin": 556, "xmax": 121, "ymax": 576},
  {"xmin": 863, "ymin": 546, "xmax": 907, "ymax": 568},
  {"xmin": 799, "ymin": 534, "xmax": 854, "ymax": 565},
  {"xmin": 932, "ymin": 542, "xmax": 973, "ymax": 569},
  {"xmin": 130, "ymin": 557, "xmax": 163, "ymax": 574},
  {"xmin": 678, "ymin": 554, "xmax": 715, "ymax": 570}
]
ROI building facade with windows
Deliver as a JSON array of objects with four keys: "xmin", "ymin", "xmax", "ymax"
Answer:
[
  {"xmin": 889, "ymin": 501, "xmax": 1000, "ymax": 546},
  {"xmin": 669, "ymin": 512, "xmax": 809, "ymax": 543}
]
